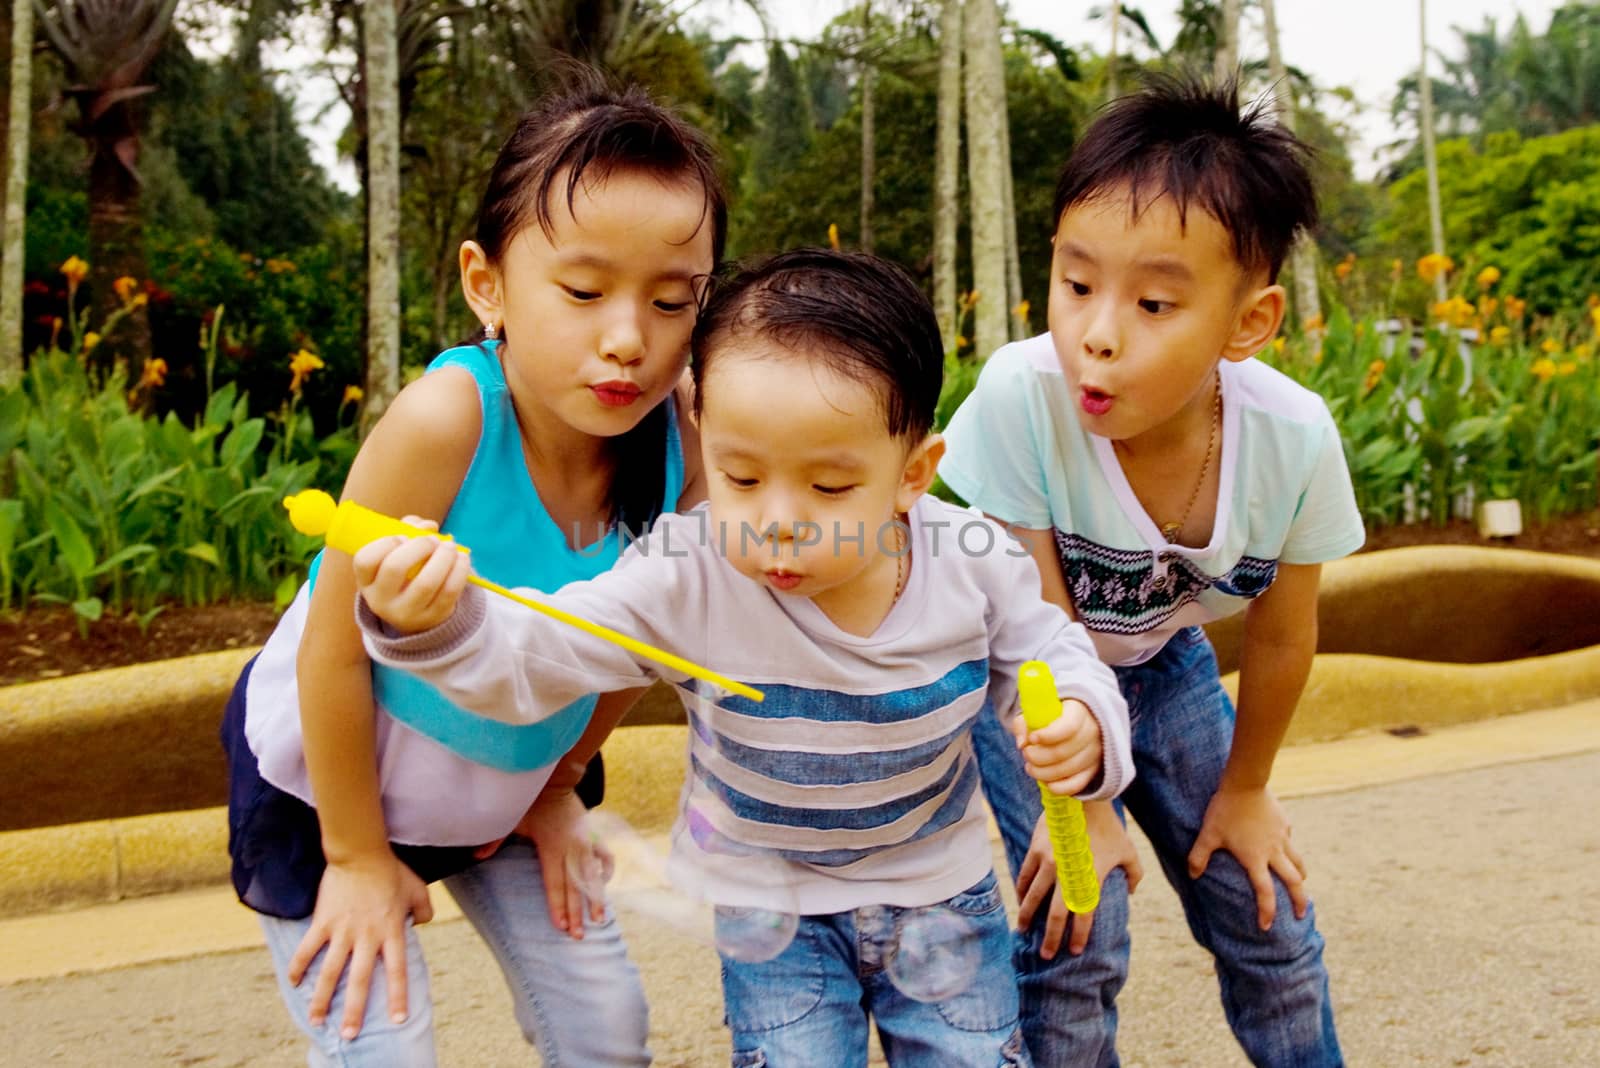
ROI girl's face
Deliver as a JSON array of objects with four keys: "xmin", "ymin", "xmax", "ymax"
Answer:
[{"xmin": 463, "ymin": 170, "xmax": 714, "ymax": 441}]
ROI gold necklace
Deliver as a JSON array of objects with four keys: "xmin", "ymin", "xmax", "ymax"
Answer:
[
  {"xmin": 892, "ymin": 517, "xmax": 910, "ymax": 601},
  {"xmin": 1159, "ymin": 379, "xmax": 1222, "ymax": 543}
]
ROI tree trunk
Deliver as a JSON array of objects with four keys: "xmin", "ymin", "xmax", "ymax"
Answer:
[
  {"xmin": 1261, "ymin": 0, "xmax": 1321, "ymax": 325},
  {"xmin": 932, "ymin": 0, "xmax": 962, "ymax": 350},
  {"xmin": 1107, "ymin": 0, "xmax": 1121, "ymax": 101},
  {"xmin": 963, "ymin": 0, "xmax": 1007, "ymax": 361},
  {"xmin": 1, "ymin": 0, "xmax": 32, "ymax": 384},
  {"xmin": 363, "ymin": 0, "xmax": 402, "ymax": 437},
  {"xmin": 859, "ymin": 2, "xmax": 875, "ymax": 254},
  {"xmin": 1214, "ymin": 0, "xmax": 1241, "ymax": 84},
  {"xmin": 999, "ymin": 103, "xmax": 1022, "ymax": 341},
  {"xmin": 83, "ymin": 97, "xmax": 152, "ymax": 375},
  {"xmin": 1417, "ymin": 0, "xmax": 1447, "ymax": 304}
]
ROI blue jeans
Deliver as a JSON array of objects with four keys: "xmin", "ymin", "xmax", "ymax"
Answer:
[
  {"xmin": 259, "ymin": 836, "xmax": 650, "ymax": 1067},
  {"xmin": 974, "ymin": 627, "xmax": 1343, "ymax": 1067},
  {"xmin": 719, "ymin": 871, "xmax": 1031, "ymax": 1067}
]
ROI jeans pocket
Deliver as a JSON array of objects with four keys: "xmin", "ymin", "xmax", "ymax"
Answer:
[
  {"xmin": 730, "ymin": 1049, "xmax": 767, "ymax": 1068},
  {"xmin": 999, "ymin": 1026, "xmax": 1030, "ymax": 1067},
  {"xmin": 940, "ymin": 870, "xmax": 1003, "ymax": 918},
  {"xmin": 926, "ymin": 874, "xmax": 1020, "ymax": 1034},
  {"xmin": 720, "ymin": 924, "xmax": 826, "ymax": 1033}
]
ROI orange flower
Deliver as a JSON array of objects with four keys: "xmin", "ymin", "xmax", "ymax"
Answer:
[
  {"xmin": 1362, "ymin": 359, "xmax": 1386, "ymax": 393},
  {"xmin": 1304, "ymin": 313, "xmax": 1325, "ymax": 333},
  {"xmin": 137, "ymin": 358, "xmax": 168, "ymax": 390},
  {"xmin": 1591, "ymin": 305, "xmax": 1600, "ymax": 333},
  {"xmin": 1478, "ymin": 296, "xmax": 1498, "ymax": 318},
  {"xmin": 1012, "ymin": 300, "xmax": 1030, "ymax": 322},
  {"xmin": 1417, "ymin": 253, "xmax": 1455, "ymax": 283},
  {"xmin": 1540, "ymin": 337, "xmax": 1561, "ymax": 355},
  {"xmin": 1505, "ymin": 296, "xmax": 1526, "ymax": 320},
  {"xmin": 1489, "ymin": 326, "xmax": 1511, "ymax": 344},
  {"xmin": 1475, "ymin": 265, "xmax": 1500, "ymax": 290},
  {"xmin": 1531, "ymin": 357, "xmax": 1557, "ymax": 382},
  {"xmin": 827, "ymin": 223, "xmax": 840, "ymax": 251},
  {"xmin": 1334, "ymin": 260, "xmax": 1353, "ymax": 281},
  {"xmin": 113, "ymin": 276, "xmax": 140, "ymax": 303},
  {"xmin": 956, "ymin": 335, "xmax": 970, "ymax": 349},
  {"xmin": 342, "ymin": 384, "xmax": 364, "ymax": 406},
  {"xmin": 60, "ymin": 256, "xmax": 88, "ymax": 286},
  {"xmin": 82, "ymin": 331, "xmax": 101, "ymax": 353},
  {"xmin": 288, "ymin": 348, "xmax": 325, "ymax": 394}
]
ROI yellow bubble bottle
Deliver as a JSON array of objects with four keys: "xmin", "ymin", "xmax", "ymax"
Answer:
[
  {"xmin": 282, "ymin": 489, "xmax": 469, "ymax": 557},
  {"xmin": 1017, "ymin": 660, "xmax": 1100, "ymax": 913}
]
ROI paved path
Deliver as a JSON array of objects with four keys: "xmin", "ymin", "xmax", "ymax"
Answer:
[{"xmin": 3, "ymin": 707, "xmax": 1598, "ymax": 1066}]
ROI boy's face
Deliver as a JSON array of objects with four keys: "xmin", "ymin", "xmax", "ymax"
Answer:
[
  {"xmin": 1047, "ymin": 188, "xmax": 1282, "ymax": 447},
  {"xmin": 698, "ymin": 342, "xmax": 939, "ymax": 620}
]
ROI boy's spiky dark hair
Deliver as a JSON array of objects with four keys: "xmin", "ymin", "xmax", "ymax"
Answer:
[{"xmin": 1052, "ymin": 75, "xmax": 1317, "ymax": 281}]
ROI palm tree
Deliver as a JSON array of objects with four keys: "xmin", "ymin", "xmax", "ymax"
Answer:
[
  {"xmin": 1418, "ymin": 0, "xmax": 1447, "ymax": 303},
  {"xmin": 364, "ymin": 0, "xmax": 401, "ymax": 433},
  {"xmin": 1107, "ymin": 0, "xmax": 1121, "ymax": 99},
  {"xmin": 2, "ymin": 0, "xmax": 33, "ymax": 383},
  {"xmin": 932, "ymin": 0, "xmax": 960, "ymax": 349},
  {"xmin": 1213, "ymin": 0, "xmax": 1240, "ymax": 83},
  {"xmin": 1260, "ymin": 0, "xmax": 1320, "ymax": 325},
  {"xmin": 858, "ymin": 0, "xmax": 874, "ymax": 253},
  {"xmin": 33, "ymin": 0, "xmax": 179, "ymax": 370},
  {"xmin": 963, "ymin": 0, "xmax": 1009, "ymax": 360}
]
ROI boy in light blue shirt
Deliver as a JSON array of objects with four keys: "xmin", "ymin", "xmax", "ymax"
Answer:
[{"xmin": 943, "ymin": 77, "xmax": 1363, "ymax": 1066}]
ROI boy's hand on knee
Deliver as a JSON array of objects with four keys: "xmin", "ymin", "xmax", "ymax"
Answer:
[
  {"xmin": 1017, "ymin": 802, "xmax": 1143, "ymax": 959},
  {"xmin": 1187, "ymin": 783, "xmax": 1309, "ymax": 931},
  {"xmin": 351, "ymin": 519, "xmax": 472, "ymax": 635},
  {"xmin": 1017, "ymin": 698, "xmax": 1104, "ymax": 796}
]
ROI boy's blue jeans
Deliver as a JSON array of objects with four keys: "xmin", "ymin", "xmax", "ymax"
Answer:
[
  {"xmin": 974, "ymin": 626, "xmax": 1343, "ymax": 1067},
  {"xmin": 719, "ymin": 871, "xmax": 1031, "ymax": 1067}
]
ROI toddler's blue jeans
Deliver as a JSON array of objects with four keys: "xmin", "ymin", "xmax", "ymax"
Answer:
[
  {"xmin": 719, "ymin": 871, "xmax": 1031, "ymax": 1067},
  {"xmin": 973, "ymin": 626, "xmax": 1344, "ymax": 1067}
]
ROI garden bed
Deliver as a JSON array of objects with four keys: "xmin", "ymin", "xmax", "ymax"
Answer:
[{"xmin": 1, "ymin": 511, "xmax": 1597, "ymax": 687}]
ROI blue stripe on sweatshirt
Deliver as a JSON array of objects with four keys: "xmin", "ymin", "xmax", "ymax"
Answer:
[
  {"xmin": 686, "ymin": 713, "xmax": 973, "ymax": 787},
  {"xmin": 769, "ymin": 758, "xmax": 981, "ymax": 867},
  {"xmin": 684, "ymin": 659, "xmax": 988, "ymax": 724}
]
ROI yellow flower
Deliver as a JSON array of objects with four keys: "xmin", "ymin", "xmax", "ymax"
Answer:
[
  {"xmin": 1304, "ymin": 313, "xmax": 1325, "ymax": 333},
  {"xmin": 827, "ymin": 223, "xmax": 840, "ymax": 252},
  {"xmin": 1475, "ymin": 265, "xmax": 1501, "ymax": 289},
  {"xmin": 1271, "ymin": 337, "xmax": 1286, "ymax": 354},
  {"xmin": 1334, "ymin": 261, "xmax": 1353, "ymax": 281},
  {"xmin": 113, "ymin": 276, "xmax": 139, "ymax": 303},
  {"xmin": 82, "ymin": 331, "xmax": 101, "ymax": 353},
  {"xmin": 129, "ymin": 293, "xmax": 148, "ymax": 309},
  {"xmin": 1479, "ymin": 296, "xmax": 1498, "ymax": 318},
  {"xmin": 1354, "ymin": 322, "xmax": 1366, "ymax": 339},
  {"xmin": 1587, "ymin": 293, "xmax": 1600, "ymax": 309},
  {"xmin": 1558, "ymin": 361, "xmax": 1578, "ymax": 376},
  {"xmin": 961, "ymin": 290, "xmax": 981, "ymax": 311},
  {"xmin": 1591, "ymin": 305, "xmax": 1600, "ymax": 332},
  {"xmin": 1390, "ymin": 258, "xmax": 1403, "ymax": 281},
  {"xmin": 265, "ymin": 258, "xmax": 297, "ymax": 274},
  {"xmin": 1490, "ymin": 325, "xmax": 1511, "ymax": 344},
  {"xmin": 1505, "ymin": 296, "xmax": 1526, "ymax": 320},
  {"xmin": 1362, "ymin": 358, "xmax": 1386, "ymax": 393},
  {"xmin": 342, "ymin": 384, "xmax": 364, "ymax": 405},
  {"xmin": 137, "ymin": 357, "xmax": 168, "ymax": 390},
  {"xmin": 1540, "ymin": 337, "xmax": 1561, "ymax": 355},
  {"xmin": 1417, "ymin": 253, "xmax": 1455, "ymax": 283},
  {"xmin": 1012, "ymin": 300, "xmax": 1030, "ymax": 322},
  {"xmin": 289, "ymin": 348, "xmax": 325, "ymax": 394},
  {"xmin": 956, "ymin": 335, "xmax": 970, "ymax": 349},
  {"xmin": 1573, "ymin": 343, "xmax": 1592, "ymax": 361},
  {"xmin": 1531, "ymin": 357, "xmax": 1557, "ymax": 382},
  {"xmin": 60, "ymin": 256, "xmax": 89, "ymax": 286}
]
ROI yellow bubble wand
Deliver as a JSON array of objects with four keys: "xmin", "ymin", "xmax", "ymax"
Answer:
[
  {"xmin": 283, "ymin": 490, "xmax": 764, "ymax": 703},
  {"xmin": 1018, "ymin": 660, "xmax": 1100, "ymax": 913}
]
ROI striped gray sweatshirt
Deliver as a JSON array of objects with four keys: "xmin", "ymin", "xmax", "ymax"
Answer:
[{"xmin": 361, "ymin": 496, "xmax": 1132, "ymax": 914}]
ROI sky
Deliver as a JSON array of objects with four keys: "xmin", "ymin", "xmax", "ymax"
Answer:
[{"xmin": 289, "ymin": 0, "xmax": 1569, "ymax": 190}]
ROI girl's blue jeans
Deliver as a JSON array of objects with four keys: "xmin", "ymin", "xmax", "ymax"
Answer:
[
  {"xmin": 718, "ymin": 871, "xmax": 1031, "ymax": 1067},
  {"xmin": 258, "ymin": 836, "xmax": 650, "ymax": 1067},
  {"xmin": 973, "ymin": 626, "xmax": 1344, "ymax": 1067}
]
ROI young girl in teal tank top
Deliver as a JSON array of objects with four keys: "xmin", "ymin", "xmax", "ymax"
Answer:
[{"xmin": 223, "ymin": 72, "xmax": 725, "ymax": 1065}]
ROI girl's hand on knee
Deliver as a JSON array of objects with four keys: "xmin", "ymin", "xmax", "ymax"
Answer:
[
  {"xmin": 1187, "ymin": 783, "xmax": 1308, "ymax": 931},
  {"xmin": 1017, "ymin": 698, "xmax": 1104, "ymax": 796},
  {"xmin": 351, "ymin": 520, "xmax": 472, "ymax": 635},
  {"xmin": 289, "ymin": 851, "xmax": 434, "ymax": 1040}
]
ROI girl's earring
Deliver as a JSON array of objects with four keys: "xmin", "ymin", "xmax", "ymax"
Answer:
[{"xmin": 484, "ymin": 321, "xmax": 499, "ymax": 341}]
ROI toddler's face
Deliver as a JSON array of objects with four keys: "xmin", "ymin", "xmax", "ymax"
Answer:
[
  {"xmin": 698, "ymin": 343, "xmax": 923, "ymax": 619},
  {"xmin": 1046, "ymin": 189, "xmax": 1265, "ymax": 447}
]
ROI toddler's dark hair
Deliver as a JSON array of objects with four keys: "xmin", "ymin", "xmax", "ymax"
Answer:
[
  {"xmin": 473, "ymin": 66, "xmax": 725, "ymax": 534},
  {"xmin": 691, "ymin": 249, "xmax": 943, "ymax": 441},
  {"xmin": 1052, "ymin": 76, "xmax": 1317, "ymax": 281}
]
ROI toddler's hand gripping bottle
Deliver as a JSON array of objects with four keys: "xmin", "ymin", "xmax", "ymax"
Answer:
[{"xmin": 1018, "ymin": 660, "xmax": 1101, "ymax": 913}]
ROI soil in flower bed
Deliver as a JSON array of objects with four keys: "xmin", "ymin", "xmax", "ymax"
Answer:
[{"xmin": 0, "ymin": 510, "xmax": 1596, "ymax": 686}]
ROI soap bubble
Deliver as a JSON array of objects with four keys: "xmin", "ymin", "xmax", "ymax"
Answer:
[
  {"xmin": 886, "ymin": 906, "xmax": 983, "ymax": 1003},
  {"xmin": 713, "ymin": 905, "xmax": 801, "ymax": 963}
]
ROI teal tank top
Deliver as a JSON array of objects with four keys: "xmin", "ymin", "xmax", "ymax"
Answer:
[{"xmin": 325, "ymin": 340, "xmax": 684, "ymax": 772}]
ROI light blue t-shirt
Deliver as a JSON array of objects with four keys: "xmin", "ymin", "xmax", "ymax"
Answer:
[{"xmin": 941, "ymin": 333, "xmax": 1364, "ymax": 666}]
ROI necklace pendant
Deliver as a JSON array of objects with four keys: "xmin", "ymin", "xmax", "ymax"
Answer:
[{"xmin": 1160, "ymin": 521, "xmax": 1181, "ymax": 542}]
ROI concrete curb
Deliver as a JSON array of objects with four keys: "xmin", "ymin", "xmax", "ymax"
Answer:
[{"xmin": 3, "ymin": 547, "xmax": 1599, "ymax": 917}]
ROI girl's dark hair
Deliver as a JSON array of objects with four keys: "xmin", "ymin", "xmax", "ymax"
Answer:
[
  {"xmin": 474, "ymin": 65, "xmax": 725, "ymax": 533},
  {"xmin": 690, "ymin": 249, "xmax": 943, "ymax": 441},
  {"xmin": 1052, "ymin": 75, "xmax": 1317, "ymax": 282}
]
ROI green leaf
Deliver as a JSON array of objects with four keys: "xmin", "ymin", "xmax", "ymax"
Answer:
[
  {"xmin": 72, "ymin": 597, "xmax": 104, "ymax": 622},
  {"xmin": 43, "ymin": 500, "xmax": 97, "ymax": 581},
  {"xmin": 184, "ymin": 542, "xmax": 222, "ymax": 567},
  {"xmin": 89, "ymin": 544, "xmax": 157, "ymax": 576},
  {"xmin": 274, "ymin": 572, "xmax": 301, "ymax": 611},
  {"xmin": 204, "ymin": 382, "xmax": 240, "ymax": 429},
  {"xmin": 126, "ymin": 466, "xmax": 186, "ymax": 503},
  {"xmin": 219, "ymin": 419, "xmax": 266, "ymax": 469}
]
